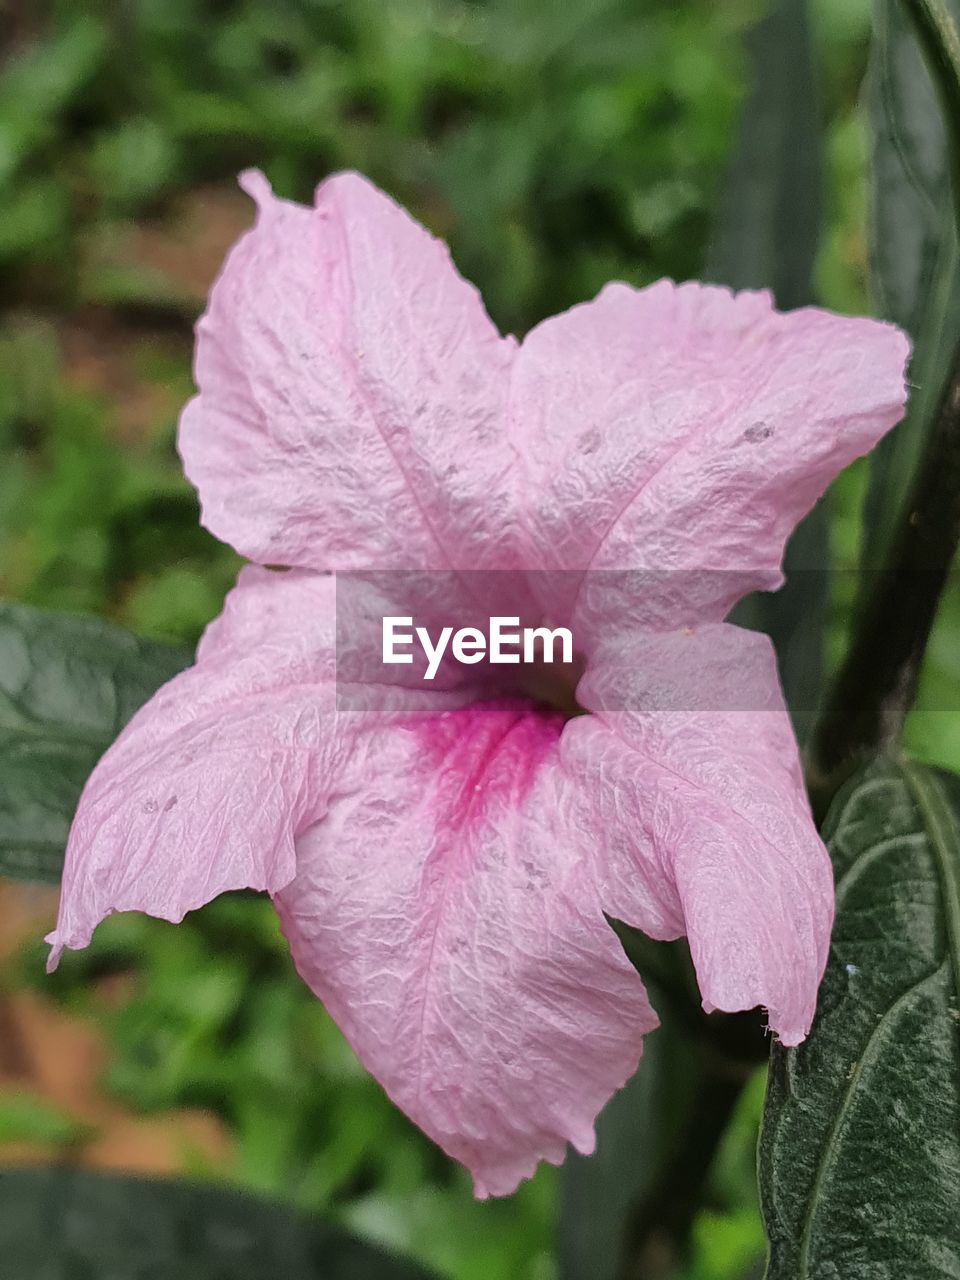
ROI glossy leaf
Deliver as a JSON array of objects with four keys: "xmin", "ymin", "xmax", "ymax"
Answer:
[
  {"xmin": 0, "ymin": 600, "xmax": 189, "ymax": 883},
  {"xmin": 863, "ymin": 0, "xmax": 960, "ymax": 566},
  {"xmin": 760, "ymin": 757, "xmax": 960, "ymax": 1276},
  {"xmin": 0, "ymin": 1166, "xmax": 439, "ymax": 1279},
  {"xmin": 708, "ymin": 0, "xmax": 826, "ymax": 742}
]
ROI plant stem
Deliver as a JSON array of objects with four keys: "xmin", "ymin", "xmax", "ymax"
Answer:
[
  {"xmin": 902, "ymin": 0, "xmax": 960, "ymax": 229},
  {"xmin": 808, "ymin": 0, "xmax": 960, "ymax": 814},
  {"xmin": 809, "ymin": 336, "xmax": 960, "ymax": 810},
  {"xmin": 616, "ymin": 1048, "xmax": 751, "ymax": 1280}
]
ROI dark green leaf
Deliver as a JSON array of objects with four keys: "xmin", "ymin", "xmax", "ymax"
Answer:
[
  {"xmin": 760, "ymin": 756, "xmax": 960, "ymax": 1277},
  {"xmin": 864, "ymin": 0, "xmax": 960, "ymax": 566},
  {"xmin": 708, "ymin": 0, "xmax": 826, "ymax": 742},
  {"xmin": 560, "ymin": 923, "xmax": 763, "ymax": 1278},
  {"xmin": 557, "ymin": 1018, "xmax": 694, "ymax": 1280},
  {"xmin": 0, "ymin": 601, "xmax": 190, "ymax": 883},
  {"xmin": 0, "ymin": 1166, "xmax": 439, "ymax": 1279},
  {"xmin": 706, "ymin": 0, "xmax": 821, "ymax": 309}
]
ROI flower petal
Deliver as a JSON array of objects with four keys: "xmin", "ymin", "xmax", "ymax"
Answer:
[
  {"xmin": 512, "ymin": 281, "xmax": 909, "ymax": 626},
  {"xmin": 47, "ymin": 567, "xmax": 348, "ymax": 966},
  {"xmin": 48, "ymin": 566, "xmax": 654, "ymax": 1196},
  {"xmin": 273, "ymin": 699, "xmax": 657, "ymax": 1198},
  {"xmin": 179, "ymin": 171, "xmax": 516, "ymax": 571},
  {"xmin": 566, "ymin": 623, "xmax": 833, "ymax": 1046}
]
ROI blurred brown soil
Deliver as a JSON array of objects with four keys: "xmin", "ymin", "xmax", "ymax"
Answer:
[
  {"xmin": 59, "ymin": 316, "xmax": 188, "ymax": 445},
  {"xmin": 123, "ymin": 183, "xmax": 254, "ymax": 303},
  {"xmin": 0, "ymin": 186, "xmax": 252, "ymax": 1170},
  {"xmin": 60, "ymin": 184, "xmax": 254, "ymax": 443},
  {"xmin": 0, "ymin": 881, "xmax": 232, "ymax": 1174}
]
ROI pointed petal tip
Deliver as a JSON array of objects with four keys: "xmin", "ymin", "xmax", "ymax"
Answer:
[
  {"xmin": 701, "ymin": 994, "xmax": 812, "ymax": 1050},
  {"xmin": 237, "ymin": 168, "xmax": 274, "ymax": 210},
  {"xmin": 313, "ymin": 168, "xmax": 387, "ymax": 214},
  {"xmin": 771, "ymin": 1017, "xmax": 809, "ymax": 1049},
  {"xmin": 464, "ymin": 1117, "xmax": 602, "ymax": 1200},
  {"xmin": 44, "ymin": 932, "xmax": 62, "ymax": 974},
  {"xmin": 777, "ymin": 1032, "xmax": 806, "ymax": 1049},
  {"xmin": 467, "ymin": 1152, "xmax": 544, "ymax": 1201},
  {"xmin": 570, "ymin": 1123, "xmax": 598, "ymax": 1159}
]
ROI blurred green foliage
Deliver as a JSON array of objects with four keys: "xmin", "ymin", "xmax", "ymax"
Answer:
[
  {"xmin": 1, "ymin": 0, "xmax": 757, "ymax": 331},
  {"xmin": 21, "ymin": 902, "xmax": 558, "ymax": 1280},
  {"xmin": 0, "ymin": 1, "xmax": 908, "ymax": 1277}
]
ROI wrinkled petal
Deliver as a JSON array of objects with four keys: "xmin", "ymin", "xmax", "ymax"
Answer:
[
  {"xmin": 48, "ymin": 568, "xmax": 655, "ymax": 1198},
  {"xmin": 48, "ymin": 567, "xmax": 475, "ymax": 965},
  {"xmin": 55, "ymin": 179, "xmax": 912, "ymax": 1193},
  {"xmin": 564, "ymin": 623, "xmax": 832, "ymax": 1045},
  {"xmin": 179, "ymin": 171, "xmax": 516, "ymax": 571},
  {"xmin": 511, "ymin": 281, "xmax": 909, "ymax": 629},
  {"xmin": 48, "ymin": 567, "xmax": 347, "ymax": 965},
  {"xmin": 274, "ymin": 699, "xmax": 657, "ymax": 1198}
]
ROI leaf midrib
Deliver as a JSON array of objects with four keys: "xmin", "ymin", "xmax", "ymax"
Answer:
[
  {"xmin": 791, "ymin": 763, "xmax": 960, "ymax": 1276},
  {"xmin": 792, "ymin": 962, "xmax": 945, "ymax": 1275},
  {"xmin": 0, "ymin": 678, "xmax": 118, "ymax": 750},
  {"xmin": 0, "ymin": 717, "xmax": 111, "ymax": 752}
]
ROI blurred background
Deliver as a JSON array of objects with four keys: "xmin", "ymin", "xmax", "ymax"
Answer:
[{"xmin": 0, "ymin": 1, "xmax": 949, "ymax": 1278}]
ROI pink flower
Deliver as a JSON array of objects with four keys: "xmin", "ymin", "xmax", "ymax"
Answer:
[{"xmin": 47, "ymin": 171, "xmax": 909, "ymax": 1198}]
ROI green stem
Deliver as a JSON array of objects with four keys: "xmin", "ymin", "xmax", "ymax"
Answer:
[
  {"xmin": 616, "ymin": 1049, "xmax": 751, "ymax": 1280},
  {"xmin": 901, "ymin": 0, "xmax": 960, "ymax": 228},
  {"xmin": 808, "ymin": 0, "xmax": 960, "ymax": 813},
  {"xmin": 809, "ymin": 337, "xmax": 960, "ymax": 811}
]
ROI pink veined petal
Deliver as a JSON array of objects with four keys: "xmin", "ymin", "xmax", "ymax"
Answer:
[
  {"xmin": 47, "ymin": 566, "xmax": 479, "ymax": 966},
  {"xmin": 47, "ymin": 564, "xmax": 655, "ymax": 1197},
  {"xmin": 273, "ymin": 699, "xmax": 657, "ymax": 1198},
  {"xmin": 179, "ymin": 170, "xmax": 517, "ymax": 572},
  {"xmin": 511, "ymin": 280, "xmax": 909, "ymax": 629},
  {"xmin": 47, "ymin": 565, "xmax": 468, "ymax": 962},
  {"xmin": 565, "ymin": 623, "xmax": 833, "ymax": 1046},
  {"xmin": 47, "ymin": 567, "xmax": 349, "ymax": 966}
]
